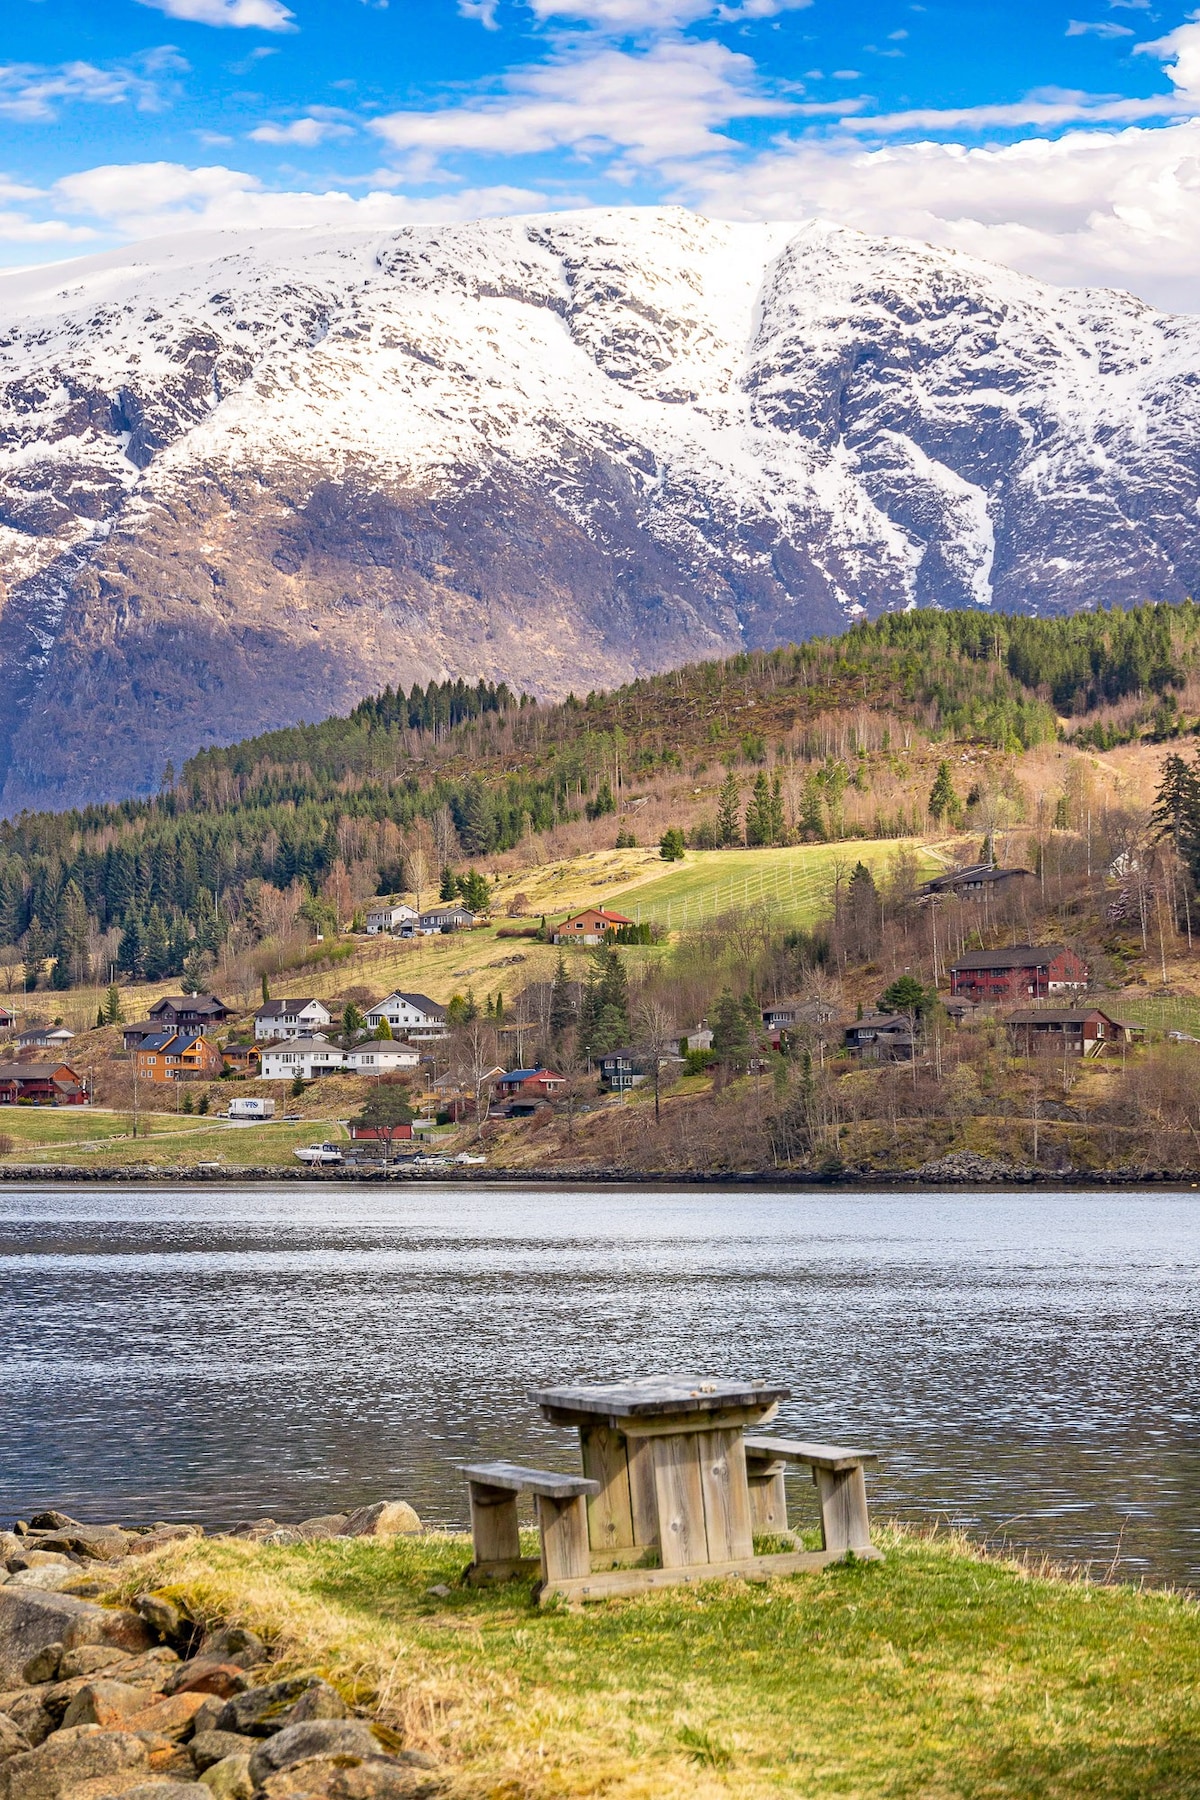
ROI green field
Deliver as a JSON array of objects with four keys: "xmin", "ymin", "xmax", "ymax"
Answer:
[
  {"xmin": 608, "ymin": 840, "xmax": 938, "ymax": 932},
  {"xmin": 0, "ymin": 1109, "xmax": 351, "ymax": 1168},
  {"xmin": 1111, "ymin": 993, "xmax": 1200, "ymax": 1039},
  {"xmin": 121, "ymin": 1527, "xmax": 1200, "ymax": 1800}
]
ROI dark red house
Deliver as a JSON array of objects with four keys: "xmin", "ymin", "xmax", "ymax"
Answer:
[
  {"xmin": 0, "ymin": 1063, "xmax": 87, "ymax": 1105},
  {"xmin": 949, "ymin": 944, "xmax": 1088, "ymax": 1002}
]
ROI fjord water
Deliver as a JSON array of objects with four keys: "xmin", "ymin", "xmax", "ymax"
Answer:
[{"xmin": 0, "ymin": 1184, "xmax": 1196, "ymax": 1588}]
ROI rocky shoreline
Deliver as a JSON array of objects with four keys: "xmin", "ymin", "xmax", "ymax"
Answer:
[
  {"xmin": 0, "ymin": 1156, "xmax": 1195, "ymax": 1187},
  {"xmin": 0, "ymin": 1503, "xmax": 439, "ymax": 1799}
]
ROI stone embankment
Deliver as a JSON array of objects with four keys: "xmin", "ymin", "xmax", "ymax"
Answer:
[{"xmin": 0, "ymin": 1504, "xmax": 438, "ymax": 1799}]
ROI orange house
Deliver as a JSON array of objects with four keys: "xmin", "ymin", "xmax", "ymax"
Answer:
[
  {"xmin": 552, "ymin": 907, "xmax": 634, "ymax": 946},
  {"xmin": 135, "ymin": 1030, "xmax": 224, "ymax": 1084}
]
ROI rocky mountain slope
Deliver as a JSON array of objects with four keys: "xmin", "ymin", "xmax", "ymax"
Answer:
[{"xmin": 2, "ymin": 207, "xmax": 1200, "ymax": 810}]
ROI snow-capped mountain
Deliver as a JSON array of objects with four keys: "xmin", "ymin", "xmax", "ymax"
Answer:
[{"xmin": 2, "ymin": 206, "xmax": 1199, "ymax": 810}]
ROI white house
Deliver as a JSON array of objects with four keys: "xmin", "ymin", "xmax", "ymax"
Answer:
[
  {"xmin": 346, "ymin": 1041, "xmax": 421, "ymax": 1074},
  {"xmin": 364, "ymin": 902, "xmax": 419, "ymax": 936},
  {"xmin": 254, "ymin": 999, "xmax": 333, "ymax": 1042},
  {"xmin": 260, "ymin": 1036, "xmax": 347, "ymax": 1080},
  {"xmin": 364, "ymin": 991, "xmax": 448, "ymax": 1040},
  {"xmin": 17, "ymin": 1025, "xmax": 74, "ymax": 1050}
]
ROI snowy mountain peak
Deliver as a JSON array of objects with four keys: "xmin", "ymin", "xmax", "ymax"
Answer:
[{"xmin": 1, "ymin": 207, "xmax": 1198, "ymax": 810}]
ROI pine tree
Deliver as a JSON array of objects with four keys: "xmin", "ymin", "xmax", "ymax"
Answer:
[
  {"xmin": 768, "ymin": 774, "xmax": 785, "ymax": 846},
  {"xmin": 118, "ymin": 916, "xmax": 145, "ymax": 979},
  {"xmin": 712, "ymin": 988, "xmax": 751, "ymax": 1073},
  {"xmin": 549, "ymin": 955, "xmax": 575, "ymax": 1039},
  {"xmin": 716, "ymin": 771, "xmax": 741, "ymax": 847},
  {"xmin": 744, "ymin": 771, "xmax": 771, "ymax": 847},
  {"xmin": 1151, "ymin": 752, "xmax": 1200, "ymax": 855},
  {"xmin": 22, "ymin": 915, "xmax": 48, "ymax": 991},
  {"xmin": 439, "ymin": 865, "xmax": 458, "ymax": 902},
  {"xmin": 143, "ymin": 906, "xmax": 171, "ymax": 983},
  {"xmin": 103, "ymin": 984, "xmax": 124, "ymax": 1025},
  {"xmin": 374, "ymin": 1014, "xmax": 394, "ymax": 1040},
  {"xmin": 928, "ymin": 761, "xmax": 959, "ymax": 824}
]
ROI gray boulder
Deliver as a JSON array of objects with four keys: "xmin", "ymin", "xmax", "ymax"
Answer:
[
  {"xmin": 294, "ymin": 1515, "xmax": 349, "ymax": 1542},
  {"xmin": 0, "ymin": 1587, "xmax": 152, "ymax": 1687},
  {"xmin": 248, "ymin": 1721, "xmax": 383, "ymax": 1785},
  {"xmin": 257, "ymin": 1755, "xmax": 443, "ymax": 1798},
  {"xmin": 189, "ymin": 1730, "xmax": 255, "ymax": 1774},
  {"xmin": 21, "ymin": 1643, "xmax": 63, "ymax": 1684},
  {"xmin": 0, "ymin": 1688, "xmax": 54, "ymax": 1746},
  {"xmin": 215, "ymin": 1676, "xmax": 344, "ymax": 1738},
  {"xmin": 34, "ymin": 1525, "xmax": 130, "ymax": 1562},
  {"xmin": 113, "ymin": 1786, "xmax": 210, "ymax": 1799},
  {"xmin": 5, "ymin": 1567, "xmax": 80, "ymax": 1594},
  {"xmin": 0, "ymin": 1723, "xmax": 148, "ymax": 1799},
  {"xmin": 339, "ymin": 1504, "xmax": 420, "ymax": 1540},
  {"xmin": 196, "ymin": 1626, "xmax": 265, "ymax": 1670},
  {"xmin": 0, "ymin": 1714, "xmax": 30, "ymax": 1762}
]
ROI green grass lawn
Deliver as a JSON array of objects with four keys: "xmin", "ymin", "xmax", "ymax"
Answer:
[
  {"xmin": 608, "ymin": 840, "xmax": 939, "ymax": 932},
  {"xmin": 0, "ymin": 1112, "xmax": 350, "ymax": 1167},
  {"xmin": 1113, "ymin": 993, "xmax": 1200, "ymax": 1039},
  {"xmin": 122, "ymin": 1528, "xmax": 1200, "ymax": 1800}
]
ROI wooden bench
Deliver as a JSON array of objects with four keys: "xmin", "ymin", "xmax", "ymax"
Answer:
[
  {"xmin": 743, "ymin": 1436, "xmax": 880, "ymax": 1558},
  {"xmin": 464, "ymin": 1461, "xmax": 600, "ymax": 1587}
]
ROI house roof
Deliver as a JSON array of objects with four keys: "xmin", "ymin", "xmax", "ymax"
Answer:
[
  {"xmin": 924, "ymin": 864, "xmax": 1033, "ymax": 891},
  {"xmin": 255, "ymin": 998, "xmax": 321, "ymax": 1019},
  {"xmin": 0, "ymin": 1062, "xmax": 79, "ymax": 1081},
  {"xmin": 501, "ymin": 1068, "xmax": 559, "ymax": 1082},
  {"xmin": 265, "ymin": 1034, "xmax": 341, "ymax": 1052},
  {"xmin": 849, "ymin": 1012, "xmax": 910, "ymax": 1030},
  {"xmin": 137, "ymin": 1031, "xmax": 179, "ymax": 1053},
  {"xmin": 561, "ymin": 907, "xmax": 634, "ymax": 926},
  {"xmin": 371, "ymin": 991, "xmax": 446, "ymax": 1019},
  {"xmin": 150, "ymin": 994, "xmax": 228, "ymax": 1015},
  {"xmin": 1007, "ymin": 1008, "xmax": 1123, "ymax": 1026},
  {"xmin": 951, "ymin": 945, "xmax": 1070, "ymax": 971},
  {"xmin": 19, "ymin": 1026, "xmax": 73, "ymax": 1041}
]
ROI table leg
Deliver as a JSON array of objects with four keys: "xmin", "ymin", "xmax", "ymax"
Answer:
[
  {"xmin": 580, "ymin": 1425, "xmax": 635, "ymax": 1551},
  {"xmin": 698, "ymin": 1428, "xmax": 754, "ymax": 1562},
  {"xmin": 649, "ymin": 1432, "xmax": 708, "ymax": 1568},
  {"xmin": 627, "ymin": 1437, "xmax": 660, "ymax": 1548}
]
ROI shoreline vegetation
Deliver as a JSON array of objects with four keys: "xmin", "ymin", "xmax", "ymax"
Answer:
[{"xmin": 97, "ymin": 1522, "xmax": 1200, "ymax": 1799}]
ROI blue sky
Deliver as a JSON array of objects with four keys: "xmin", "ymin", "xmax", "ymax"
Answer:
[{"xmin": 6, "ymin": 0, "xmax": 1200, "ymax": 306}]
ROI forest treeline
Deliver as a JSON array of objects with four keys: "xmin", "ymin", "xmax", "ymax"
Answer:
[{"xmin": 1, "ymin": 603, "xmax": 1199, "ymax": 990}]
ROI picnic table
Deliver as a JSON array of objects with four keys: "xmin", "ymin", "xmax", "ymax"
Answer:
[{"xmin": 465, "ymin": 1376, "xmax": 882, "ymax": 1603}]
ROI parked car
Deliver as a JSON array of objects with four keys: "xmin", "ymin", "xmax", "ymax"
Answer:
[{"xmin": 294, "ymin": 1143, "xmax": 344, "ymax": 1165}]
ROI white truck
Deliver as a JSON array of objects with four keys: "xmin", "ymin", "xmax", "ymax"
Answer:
[{"xmin": 227, "ymin": 1096, "xmax": 276, "ymax": 1120}]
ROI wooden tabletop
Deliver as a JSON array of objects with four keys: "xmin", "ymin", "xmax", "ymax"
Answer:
[{"xmin": 531, "ymin": 1376, "xmax": 790, "ymax": 1426}]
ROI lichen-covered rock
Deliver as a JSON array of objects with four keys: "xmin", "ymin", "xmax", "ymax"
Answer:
[
  {"xmin": 34, "ymin": 1526, "xmax": 130, "ymax": 1563},
  {"xmin": 0, "ymin": 1688, "xmax": 54, "ymax": 1746},
  {"xmin": 339, "ymin": 1504, "xmax": 421, "ymax": 1540},
  {"xmin": 58, "ymin": 1645, "xmax": 134, "ymax": 1682},
  {"xmin": 164, "ymin": 1660, "xmax": 247, "ymax": 1701},
  {"xmin": 21, "ymin": 1643, "xmax": 63, "ymax": 1684},
  {"xmin": 0, "ymin": 1723, "xmax": 149, "ymax": 1800},
  {"xmin": 215, "ymin": 1677, "xmax": 342, "ymax": 1739},
  {"xmin": 198, "ymin": 1753, "xmax": 253, "ymax": 1800},
  {"xmin": 125, "ymin": 1691, "xmax": 208, "ymax": 1740},
  {"xmin": 293, "ymin": 1516, "xmax": 349, "ymax": 1542},
  {"xmin": 247, "ymin": 1722, "xmax": 388, "ymax": 1786}
]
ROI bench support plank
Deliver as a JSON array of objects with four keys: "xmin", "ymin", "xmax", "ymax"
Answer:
[
  {"xmin": 651, "ymin": 1431, "xmax": 709, "ymax": 1568},
  {"xmin": 468, "ymin": 1481, "xmax": 521, "ymax": 1567},
  {"xmin": 816, "ymin": 1464, "xmax": 873, "ymax": 1556},
  {"xmin": 541, "ymin": 1544, "xmax": 881, "ymax": 1605},
  {"xmin": 746, "ymin": 1463, "xmax": 788, "ymax": 1535},
  {"xmin": 538, "ymin": 1492, "xmax": 591, "ymax": 1584}
]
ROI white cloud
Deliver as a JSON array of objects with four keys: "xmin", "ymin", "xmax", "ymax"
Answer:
[
  {"xmin": 682, "ymin": 118, "xmax": 1200, "ymax": 309},
  {"xmin": 524, "ymin": 0, "xmax": 810, "ymax": 23},
  {"xmin": 0, "ymin": 55, "xmax": 181, "ymax": 123},
  {"xmin": 458, "ymin": 0, "xmax": 500, "ymax": 25},
  {"xmin": 135, "ymin": 0, "xmax": 295, "ymax": 30},
  {"xmin": 43, "ymin": 160, "xmax": 544, "ymax": 241},
  {"xmin": 371, "ymin": 38, "xmax": 790, "ymax": 165},
  {"xmin": 250, "ymin": 116, "xmax": 355, "ymax": 145},
  {"xmin": 1066, "ymin": 20, "xmax": 1135, "ymax": 37}
]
